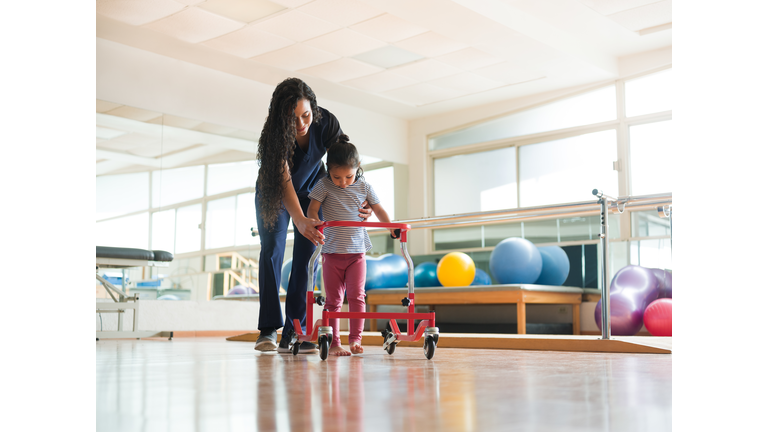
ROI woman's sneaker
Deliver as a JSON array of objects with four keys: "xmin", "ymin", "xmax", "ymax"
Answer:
[
  {"xmin": 277, "ymin": 337, "xmax": 318, "ymax": 354},
  {"xmin": 254, "ymin": 329, "xmax": 277, "ymax": 351}
]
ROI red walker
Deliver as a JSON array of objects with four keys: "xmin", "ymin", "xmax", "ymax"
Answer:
[{"xmin": 288, "ymin": 221, "xmax": 439, "ymax": 360}]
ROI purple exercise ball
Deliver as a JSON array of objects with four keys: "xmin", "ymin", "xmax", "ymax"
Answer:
[
  {"xmin": 594, "ymin": 265, "xmax": 660, "ymax": 336},
  {"xmin": 227, "ymin": 285, "xmax": 257, "ymax": 296},
  {"xmin": 650, "ymin": 268, "xmax": 672, "ymax": 299}
]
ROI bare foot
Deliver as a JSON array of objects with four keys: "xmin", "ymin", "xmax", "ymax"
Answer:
[
  {"xmin": 350, "ymin": 343, "xmax": 364, "ymax": 354},
  {"xmin": 329, "ymin": 346, "xmax": 351, "ymax": 356}
]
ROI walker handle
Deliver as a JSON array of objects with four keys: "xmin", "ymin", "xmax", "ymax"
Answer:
[{"xmin": 317, "ymin": 221, "xmax": 411, "ymax": 241}]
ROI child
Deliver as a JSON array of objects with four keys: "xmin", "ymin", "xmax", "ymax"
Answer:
[{"xmin": 307, "ymin": 134, "xmax": 396, "ymax": 356}]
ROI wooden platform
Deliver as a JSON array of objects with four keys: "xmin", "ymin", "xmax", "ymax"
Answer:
[{"xmin": 226, "ymin": 331, "xmax": 671, "ymax": 354}]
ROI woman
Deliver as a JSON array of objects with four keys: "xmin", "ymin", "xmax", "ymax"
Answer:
[{"xmin": 253, "ymin": 78, "xmax": 371, "ymax": 353}]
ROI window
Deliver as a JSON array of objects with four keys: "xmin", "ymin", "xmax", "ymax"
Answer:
[
  {"xmin": 235, "ymin": 193, "xmax": 256, "ymax": 246},
  {"xmin": 625, "ymin": 68, "xmax": 672, "ymax": 117},
  {"xmin": 429, "ymin": 85, "xmax": 616, "ymax": 150},
  {"xmin": 363, "ymin": 166, "xmax": 395, "ymax": 223},
  {"xmin": 175, "ymin": 204, "xmax": 202, "ymax": 253},
  {"xmin": 434, "ymin": 146, "xmax": 517, "ymax": 216},
  {"xmin": 206, "ymin": 197, "xmax": 236, "ymax": 249},
  {"xmin": 96, "ymin": 213, "xmax": 149, "ymax": 249},
  {"xmin": 96, "ymin": 172, "xmax": 149, "ymax": 220},
  {"xmin": 519, "ymin": 130, "xmax": 618, "ymax": 207},
  {"xmin": 152, "ymin": 166, "xmax": 205, "ymax": 208},
  {"xmin": 207, "ymin": 160, "xmax": 257, "ymax": 196},
  {"xmin": 151, "ymin": 209, "xmax": 175, "ymax": 253},
  {"xmin": 630, "ymin": 120, "xmax": 673, "ymax": 195}
]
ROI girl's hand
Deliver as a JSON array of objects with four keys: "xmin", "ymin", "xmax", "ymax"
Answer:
[
  {"xmin": 295, "ymin": 216, "xmax": 325, "ymax": 246},
  {"xmin": 358, "ymin": 200, "xmax": 373, "ymax": 220},
  {"xmin": 389, "ymin": 229, "xmax": 398, "ymax": 239}
]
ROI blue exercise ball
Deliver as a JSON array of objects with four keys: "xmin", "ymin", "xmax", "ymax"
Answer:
[
  {"xmin": 414, "ymin": 262, "xmax": 441, "ymax": 287},
  {"xmin": 489, "ymin": 237, "xmax": 543, "ymax": 284},
  {"xmin": 471, "ymin": 268, "xmax": 492, "ymax": 286},
  {"xmin": 280, "ymin": 259, "xmax": 292, "ymax": 290},
  {"xmin": 535, "ymin": 246, "xmax": 570, "ymax": 286},
  {"xmin": 365, "ymin": 254, "xmax": 408, "ymax": 290},
  {"xmin": 227, "ymin": 285, "xmax": 256, "ymax": 296}
]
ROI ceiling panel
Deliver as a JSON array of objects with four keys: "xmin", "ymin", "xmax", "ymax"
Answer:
[
  {"xmin": 250, "ymin": 43, "xmax": 339, "ymax": 70},
  {"xmin": 349, "ymin": 13, "xmax": 428, "ymax": 43},
  {"xmin": 105, "ymin": 106, "xmax": 163, "ymax": 122},
  {"xmin": 253, "ymin": 9, "xmax": 340, "ymax": 42},
  {"xmin": 297, "ymin": 0, "xmax": 383, "ymax": 27},
  {"xmin": 607, "ymin": 0, "xmax": 671, "ymax": 32},
  {"xmin": 394, "ymin": 31, "xmax": 468, "ymax": 58},
  {"xmin": 299, "ymin": 58, "xmax": 383, "ymax": 83},
  {"xmin": 96, "ymin": 0, "xmax": 186, "ymax": 26},
  {"xmin": 352, "ymin": 45, "xmax": 424, "ymax": 69},
  {"xmin": 434, "ymin": 48, "xmax": 505, "ymax": 71},
  {"xmin": 196, "ymin": 0, "xmax": 285, "ymax": 23},
  {"xmin": 578, "ymin": 0, "xmax": 664, "ymax": 16},
  {"xmin": 473, "ymin": 61, "xmax": 546, "ymax": 85},
  {"xmin": 429, "ymin": 72, "xmax": 506, "ymax": 94},
  {"xmin": 304, "ymin": 28, "xmax": 387, "ymax": 57},
  {"xmin": 97, "ymin": 100, "xmax": 124, "ymax": 113},
  {"xmin": 269, "ymin": 0, "xmax": 312, "ymax": 7},
  {"xmin": 143, "ymin": 7, "xmax": 245, "ymax": 43},
  {"xmin": 201, "ymin": 26, "xmax": 294, "ymax": 58},
  {"xmin": 389, "ymin": 59, "xmax": 463, "ymax": 82},
  {"xmin": 382, "ymin": 83, "xmax": 465, "ymax": 106},
  {"xmin": 340, "ymin": 71, "xmax": 417, "ymax": 93}
]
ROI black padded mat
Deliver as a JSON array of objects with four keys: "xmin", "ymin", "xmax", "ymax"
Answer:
[{"xmin": 96, "ymin": 246, "xmax": 155, "ymax": 261}]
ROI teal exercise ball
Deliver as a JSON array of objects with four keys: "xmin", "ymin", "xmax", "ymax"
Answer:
[
  {"xmin": 534, "ymin": 246, "xmax": 570, "ymax": 286},
  {"xmin": 414, "ymin": 262, "xmax": 441, "ymax": 287},
  {"xmin": 489, "ymin": 237, "xmax": 542, "ymax": 284},
  {"xmin": 280, "ymin": 259, "xmax": 292, "ymax": 290}
]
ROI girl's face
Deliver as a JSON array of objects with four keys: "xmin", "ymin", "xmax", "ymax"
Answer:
[
  {"xmin": 294, "ymin": 99, "xmax": 312, "ymax": 137},
  {"xmin": 328, "ymin": 165, "xmax": 357, "ymax": 188}
]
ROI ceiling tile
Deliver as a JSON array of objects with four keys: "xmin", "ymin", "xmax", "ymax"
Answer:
[
  {"xmin": 297, "ymin": 0, "xmax": 382, "ymax": 27},
  {"xmin": 340, "ymin": 71, "xmax": 417, "ymax": 93},
  {"xmin": 253, "ymin": 9, "xmax": 339, "ymax": 42},
  {"xmin": 269, "ymin": 0, "xmax": 312, "ymax": 7},
  {"xmin": 105, "ymin": 106, "xmax": 163, "ymax": 122},
  {"xmin": 201, "ymin": 26, "xmax": 294, "ymax": 58},
  {"xmin": 473, "ymin": 61, "xmax": 546, "ymax": 85},
  {"xmin": 196, "ymin": 0, "xmax": 285, "ymax": 23},
  {"xmin": 110, "ymin": 133, "xmax": 162, "ymax": 147},
  {"xmin": 96, "ymin": 126, "xmax": 129, "ymax": 140},
  {"xmin": 97, "ymin": 100, "xmax": 123, "ymax": 113},
  {"xmin": 147, "ymin": 114, "xmax": 204, "ymax": 129},
  {"xmin": 250, "ymin": 43, "xmax": 339, "ymax": 71},
  {"xmin": 174, "ymin": 0, "xmax": 206, "ymax": 5},
  {"xmin": 607, "ymin": 0, "xmax": 671, "ymax": 32},
  {"xmin": 98, "ymin": 141, "xmax": 144, "ymax": 152},
  {"xmin": 434, "ymin": 48, "xmax": 504, "ymax": 71},
  {"xmin": 429, "ymin": 72, "xmax": 506, "ymax": 94},
  {"xmin": 143, "ymin": 7, "xmax": 246, "ymax": 43},
  {"xmin": 394, "ymin": 31, "xmax": 467, "ymax": 58},
  {"xmin": 96, "ymin": 0, "xmax": 186, "ymax": 26},
  {"xmin": 193, "ymin": 123, "xmax": 239, "ymax": 135},
  {"xmin": 299, "ymin": 58, "xmax": 383, "ymax": 83},
  {"xmin": 353, "ymin": 45, "xmax": 423, "ymax": 69},
  {"xmin": 389, "ymin": 59, "xmax": 463, "ymax": 82},
  {"xmin": 304, "ymin": 28, "xmax": 386, "ymax": 57},
  {"xmin": 349, "ymin": 13, "xmax": 428, "ymax": 43},
  {"xmin": 578, "ymin": 0, "xmax": 663, "ymax": 16},
  {"xmin": 382, "ymin": 83, "xmax": 464, "ymax": 106}
]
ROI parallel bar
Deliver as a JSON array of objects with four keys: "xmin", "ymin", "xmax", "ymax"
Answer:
[{"xmin": 325, "ymin": 312, "xmax": 435, "ymax": 320}]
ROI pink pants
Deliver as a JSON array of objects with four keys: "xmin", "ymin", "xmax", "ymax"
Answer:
[{"xmin": 322, "ymin": 253, "xmax": 366, "ymax": 348}]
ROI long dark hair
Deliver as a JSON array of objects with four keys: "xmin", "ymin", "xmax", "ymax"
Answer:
[
  {"xmin": 326, "ymin": 134, "xmax": 363, "ymax": 180},
  {"xmin": 256, "ymin": 78, "xmax": 322, "ymax": 229}
]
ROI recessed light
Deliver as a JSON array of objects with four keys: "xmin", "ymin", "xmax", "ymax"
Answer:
[{"xmin": 353, "ymin": 45, "xmax": 424, "ymax": 69}]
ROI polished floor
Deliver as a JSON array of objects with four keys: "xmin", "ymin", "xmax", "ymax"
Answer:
[{"xmin": 96, "ymin": 338, "xmax": 671, "ymax": 432}]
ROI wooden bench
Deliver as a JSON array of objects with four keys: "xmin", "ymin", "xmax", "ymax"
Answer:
[{"xmin": 366, "ymin": 285, "xmax": 584, "ymax": 335}]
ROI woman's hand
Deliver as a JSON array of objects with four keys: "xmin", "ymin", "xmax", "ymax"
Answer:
[
  {"xmin": 358, "ymin": 200, "xmax": 373, "ymax": 220},
  {"xmin": 295, "ymin": 216, "xmax": 325, "ymax": 246}
]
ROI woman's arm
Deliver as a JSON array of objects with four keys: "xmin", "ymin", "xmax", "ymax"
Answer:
[
  {"xmin": 369, "ymin": 203, "xmax": 396, "ymax": 237},
  {"xmin": 281, "ymin": 161, "xmax": 325, "ymax": 245}
]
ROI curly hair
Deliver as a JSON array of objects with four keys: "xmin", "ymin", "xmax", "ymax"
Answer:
[{"xmin": 256, "ymin": 78, "xmax": 322, "ymax": 229}]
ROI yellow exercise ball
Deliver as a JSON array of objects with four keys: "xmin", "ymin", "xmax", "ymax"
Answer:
[{"xmin": 437, "ymin": 252, "xmax": 476, "ymax": 287}]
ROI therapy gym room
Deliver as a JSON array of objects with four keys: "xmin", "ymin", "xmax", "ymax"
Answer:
[{"xmin": 5, "ymin": 1, "xmax": 767, "ymax": 431}]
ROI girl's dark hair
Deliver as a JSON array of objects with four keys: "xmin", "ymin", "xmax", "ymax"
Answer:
[
  {"xmin": 326, "ymin": 134, "xmax": 363, "ymax": 180},
  {"xmin": 256, "ymin": 78, "xmax": 322, "ymax": 229}
]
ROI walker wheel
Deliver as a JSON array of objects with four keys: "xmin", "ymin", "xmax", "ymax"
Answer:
[
  {"xmin": 319, "ymin": 335, "xmax": 330, "ymax": 361},
  {"xmin": 424, "ymin": 336, "xmax": 436, "ymax": 360},
  {"xmin": 386, "ymin": 341, "xmax": 396, "ymax": 355}
]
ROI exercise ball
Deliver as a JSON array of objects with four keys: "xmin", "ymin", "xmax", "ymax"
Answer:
[
  {"xmin": 650, "ymin": 268, "xmax": 672, "ymax": 299},
  {"xmin": 643, "ymin": 298, "xmax": 672, "ymax": 336},
  {"xmin": 437, "ymin": 252, "xmax": 475, "ymax": 287},
  {"xmin": 157, "ymin": 294, "xmax": 180, "ymax": 300},
  {"xmin": 280, "ymin": 259, "xmax": 292, "ymax": 290},
  {"xmin": 365, "ymin": 254, "xmax": 408, "ymax": 290},
  {"xmin": 227, "ymin": 285, "xmax": 256, "ymax": 296},
  {"xmin": 594, "ymin": 265, "xmax": 660, "ymax": 336},
  {"xmin": 489, "ymin": 238, "xmax": 542, "ymax": 284},
  {"xmin": 471, "ymin": 268, "xmax": 492, "ymax": 286},
  {"xmin": 535, "ymin": 246, "xmax": 570, "ymax": 286},
  {"xmin": 414, "ymin": 262, "xmax": 441, "ymax": 287}
]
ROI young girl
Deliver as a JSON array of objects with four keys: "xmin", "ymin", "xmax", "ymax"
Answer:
[{"xmin": 307, "ymin": 135, "xmax": 396, "ymax": 356}]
